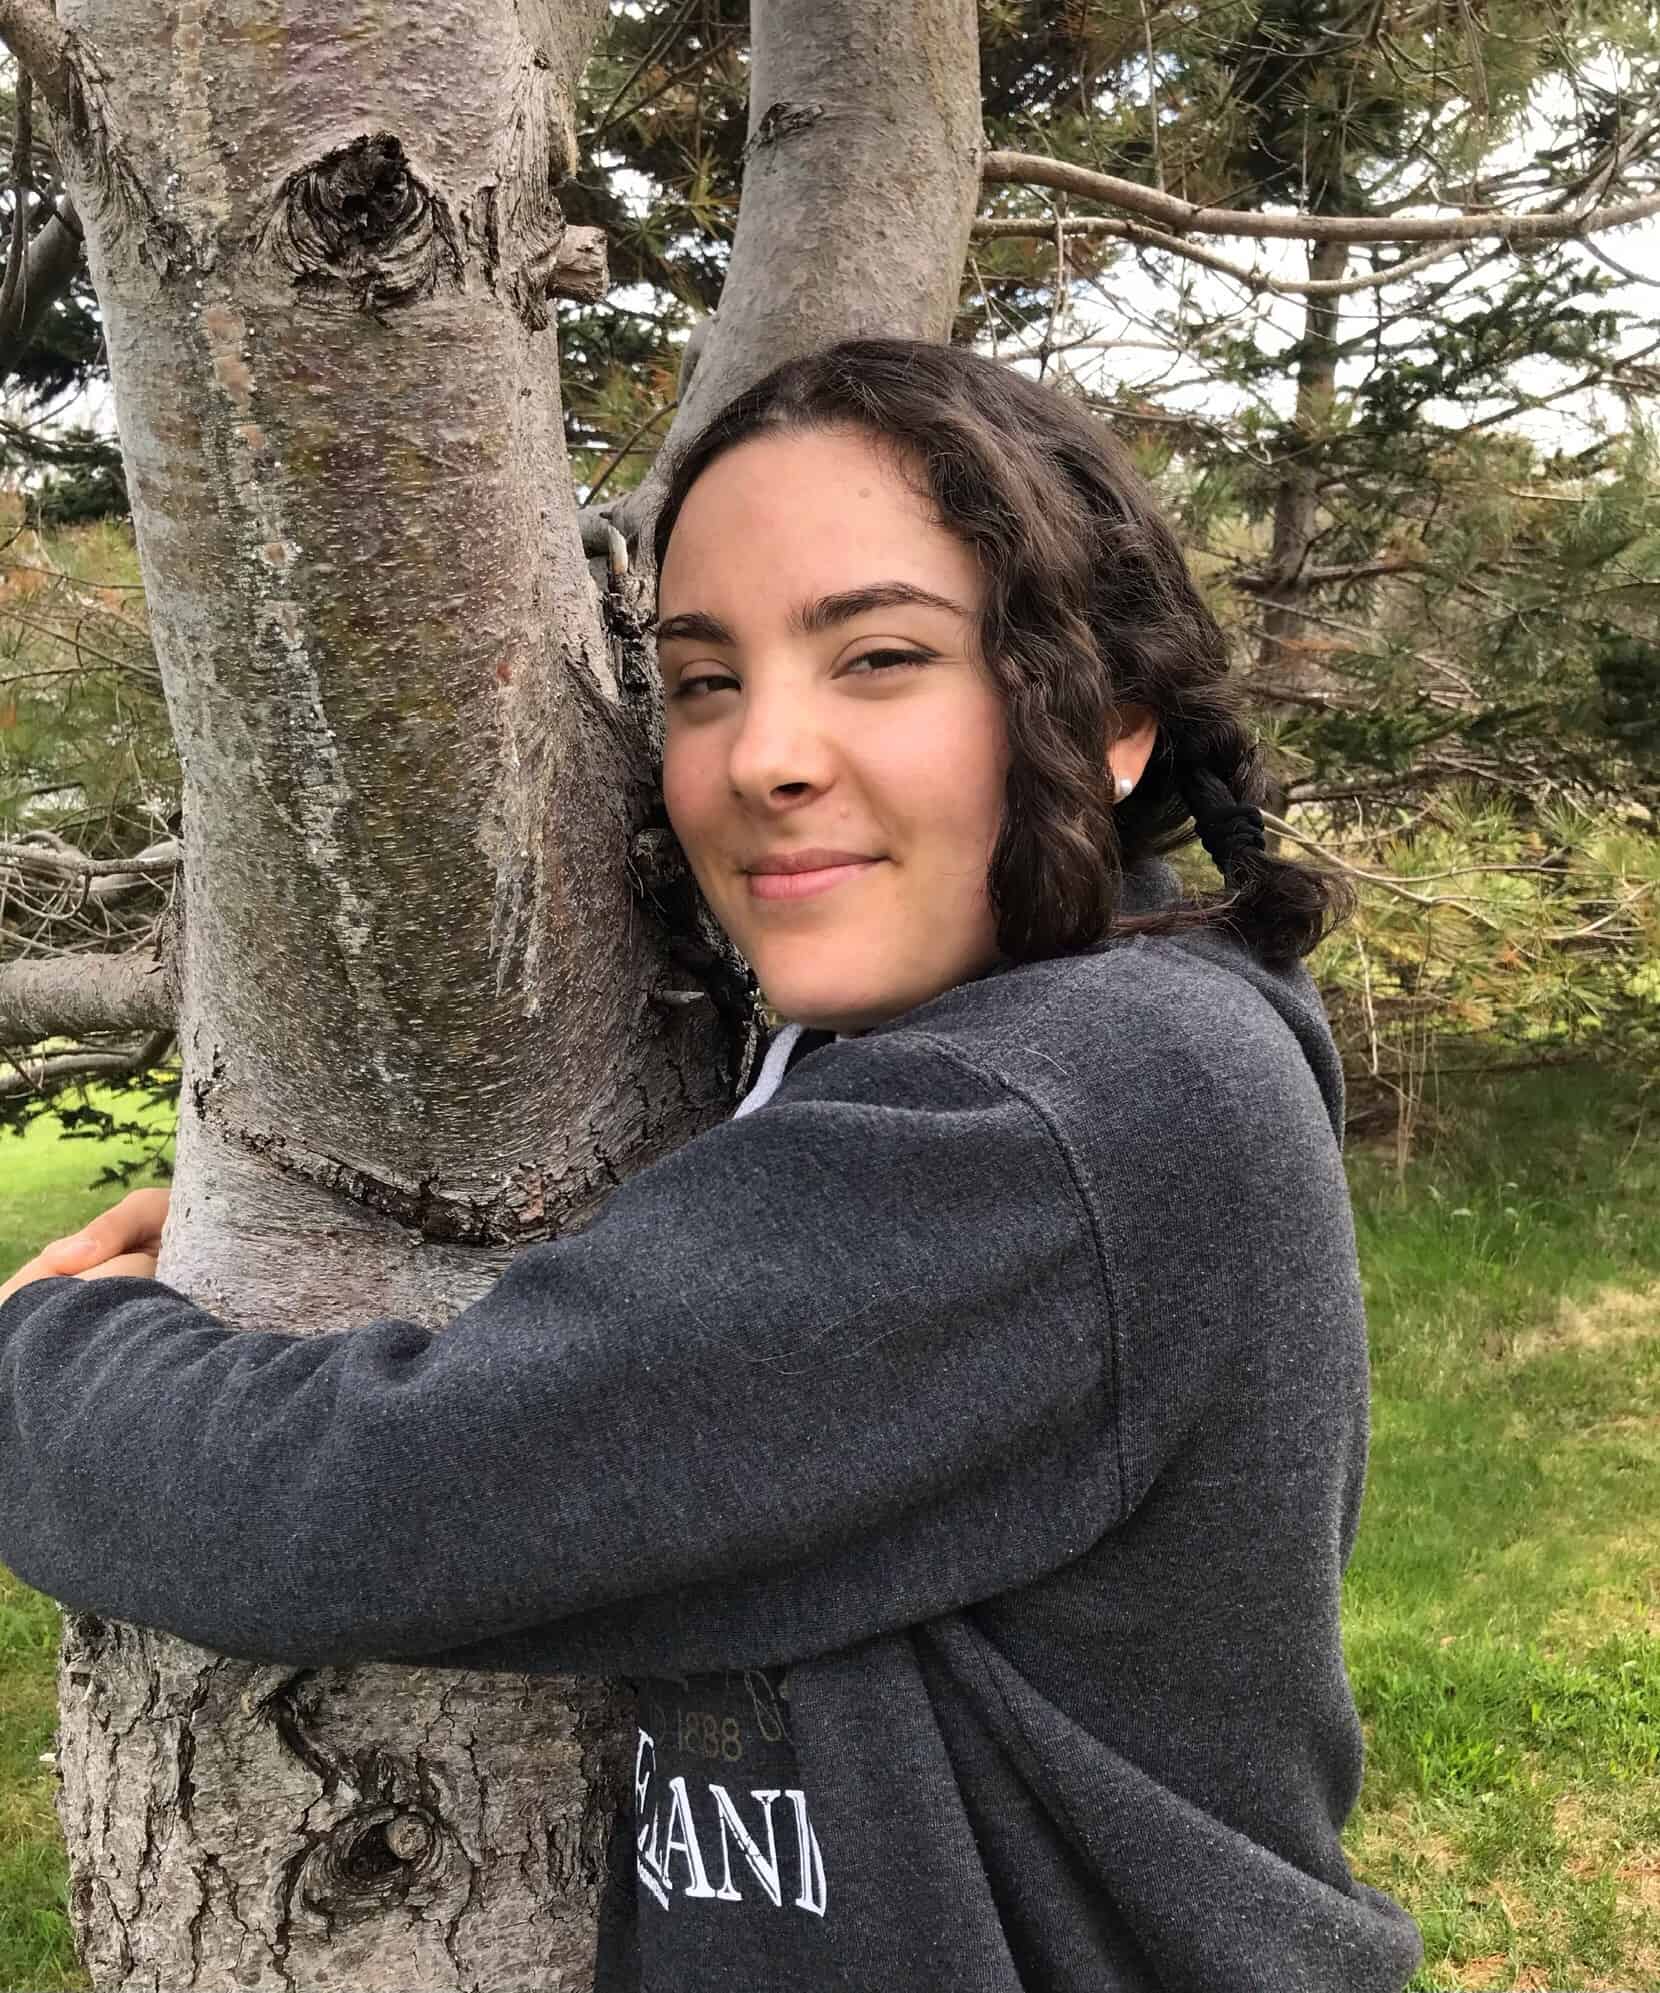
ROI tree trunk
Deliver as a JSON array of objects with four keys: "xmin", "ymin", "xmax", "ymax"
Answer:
[
  {"xmin": 609, "ymin": 0, "xmax": 983, "ymax": 548},
  {"xmin": 13, "ymin": 0, "xmax": 982, "ymax": 1984},
  {"xmin": 1253, "ymin": 235, "xmax": 1349, "ymax": 805}
]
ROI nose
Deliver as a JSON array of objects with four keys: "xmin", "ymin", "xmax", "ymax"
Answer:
[{"xmin": 725, "ymin": 677, "xmax": 837, "ymax": 807}]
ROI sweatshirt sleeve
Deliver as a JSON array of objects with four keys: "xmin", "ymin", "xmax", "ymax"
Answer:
[{"xmin": 0, "ymin": 1031, "xmax": 1123, "ymax": 1676}]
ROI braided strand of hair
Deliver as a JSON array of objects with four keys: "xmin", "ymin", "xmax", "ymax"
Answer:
[{"xmin": 1170, "ymin": 755, "xmax": 1267, "ymax": 887}]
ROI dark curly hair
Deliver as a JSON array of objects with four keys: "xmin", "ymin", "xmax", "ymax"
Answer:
[{"xmin": 649, "ymin": 336, "xmax": 1350, "ymax": 964}]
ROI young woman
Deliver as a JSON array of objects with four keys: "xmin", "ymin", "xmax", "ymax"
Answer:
[{"xmin": 0, "ymin": 338, "xmax": 1423, "ymax": 1991}]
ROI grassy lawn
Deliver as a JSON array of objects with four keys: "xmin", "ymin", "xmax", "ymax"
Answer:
[
  {"xmin": 0, "ymin": 1092, "xmax": 172, "ymax": 1993},
  {"xmin": 1341, "ymin": 1066, "xmax": 1660, "ymax": 1991},
  {"xmin": 0, "ymin": 1070, "xmax": 1655, "ymax": 1990}
]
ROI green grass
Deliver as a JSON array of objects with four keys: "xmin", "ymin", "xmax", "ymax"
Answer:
[
  {"xmin": 0, "ymin": 1072, "xmax": 1655, "ymax": 1990},
  {"xmin": 0, "ymin": 1091, "xmax": 172, "ymax": 1993},
  {"xmin": 0, "ymin": 1094, "xmax": 174, "ymax": 1277},
  {"xmin": 1341, "ymin": 1066, "xmax": 1660, "ymax": 1991}
]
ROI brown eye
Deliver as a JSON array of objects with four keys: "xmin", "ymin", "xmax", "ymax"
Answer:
[{"xmin": 846, "ymin": 651, "xmax": 932, "ymax": 674}]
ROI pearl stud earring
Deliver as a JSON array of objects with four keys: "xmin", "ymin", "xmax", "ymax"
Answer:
[{"xmin": 1114, "ymin": 775, "xmax": 1135, "ymax": 802}]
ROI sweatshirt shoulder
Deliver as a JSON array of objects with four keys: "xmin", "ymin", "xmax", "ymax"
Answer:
[{"xmin": 866, "ymin": 936, "xmax": 1343, "ymax": 1152}]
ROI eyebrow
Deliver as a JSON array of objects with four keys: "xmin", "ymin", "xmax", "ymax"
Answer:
[{"xmin": 651, "ymin": 581, "xmax": 972, "ymax": 648}]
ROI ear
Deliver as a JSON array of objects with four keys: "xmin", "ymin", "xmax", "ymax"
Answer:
[{"xmin": 1106, "ymin": 705, "xmax": 1159, "ymax": 798}]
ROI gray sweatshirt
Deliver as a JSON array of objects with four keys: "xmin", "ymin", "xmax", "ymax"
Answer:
[{"xmin": 0, "ymin": 858, "xmax": 1422, "ymax": 1991}]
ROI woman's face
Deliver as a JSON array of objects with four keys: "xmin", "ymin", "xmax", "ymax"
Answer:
[{"xmin": 656, "ymin": 427, "xmax": 1009, "ymax": 1034}]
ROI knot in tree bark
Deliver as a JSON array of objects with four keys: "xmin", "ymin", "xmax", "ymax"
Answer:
[
  {"xmin": 301, "ymin": 1803, "xmax": 442, "ymax": 1918},
  {"xmin": 262, "ymin": 132, "xmax": 463, "ymax": 314}
]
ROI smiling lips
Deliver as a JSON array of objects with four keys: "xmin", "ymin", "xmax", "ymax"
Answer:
[{"xmin": 745, "ymin": 850, "xmax": 886, "ymax": 902}]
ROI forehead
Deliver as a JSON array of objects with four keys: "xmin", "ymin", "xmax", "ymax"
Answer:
[
  {"xmin": 678, "ymin": 425, "xmax": 922, "ymax": 518},
  {"xmin": 657, "ymin": 428, "xmax": 982, "ymax": 612}
]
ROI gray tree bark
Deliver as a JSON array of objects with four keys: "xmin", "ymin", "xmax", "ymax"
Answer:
[
  {"xmin": 0, "ymin": 0, "xmax": 983, "ymax": 1985},
  {"xmin": 1251, "ymin": 237, "xmax": 1349, "ymax": 812},
  {"xmin": 608, "ymin": 0, "xmax": 983, "ymax": 548},
  {"xmin": 0, "ymin": 194, "xmax": 86, "ymax": 373},
  {"xmin": 1254, "ymin": 238, "xmax": 1348, "ymax": 703}
]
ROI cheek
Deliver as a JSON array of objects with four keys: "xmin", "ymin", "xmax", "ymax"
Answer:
[
  {"xmin": 661, "ymin": 732, "xmax": 718, "ymax": 854},
  {"xmin": 884, "ymin": 699, "xmax": 1007, "ymax": 853}
]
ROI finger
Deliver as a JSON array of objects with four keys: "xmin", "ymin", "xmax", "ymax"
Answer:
[
  {"xmin": 1, "ymin": 1245, "xmax": 78, "ymax": 1303},
  {"xmin": 37, "ymin": 1231, "xmax": 105, "ymax": 1271},
  {"xmin": 45, "ymin": 1187, "xmax": 170, "ymax": 1269},
  {"xmin": 98, "ymin": 1186, "xmax": 171, "ymax": 1245},
  {"xmin": 38, "ymin": 1228, "xmax": 146, "ymax": 1271},
  {"xmin": 72, "ymin": 1252, "xmax": 159, "ymax": 1283}
]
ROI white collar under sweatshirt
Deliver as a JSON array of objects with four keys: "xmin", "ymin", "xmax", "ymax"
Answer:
[{"xmin": 733, "ymin": 1022, "xmax": 849, "ymax": 1119}]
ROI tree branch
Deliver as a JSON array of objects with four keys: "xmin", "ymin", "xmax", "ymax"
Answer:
[
  {"xmin": 0, "ymin": 950, "xmax": 175, "ymax": 1042},
  {"xmin": 1247, "ymin": 680, "xmax": 1368, "ymax": 711},
  {"xmin": 1232, "ymin": 556, "xmax": 1425, "ymax": 595},
  {"xmin": 589, "ymin": 24, "xmax": 746, "ymax": 146},
  {"xmin": 581, "ymin": 397, "xmax": 675, "ymax": 507},
  {"xmin": 980, "ymin": 149, "xmax": 1660, "ymax": 244},
  {"xmin": 585, "ymin": 0, "xmax": 703, "ymax": 142},
  {"xmin": 0, "ymin": 0, "xmax": 73, "ymax": 122},
  {"xmin": 0, "ymin": 836, "xmax": 180, "ymax": 882},
  {"xmin": 1286, "ymin": 767, "xmax": 1470, "ymax": 804},
  {"xmin": 0, "ymin": 1027, "xmax": 175, "ymax": 1101},
  {"xmin": 1264, "ymin": 811, "xmax": 1506, "ymax": 927},
  {"xmin": 0, "ymin": 68, "xmax": 33, "ymax": 338},
  {"xmin": 528, "ymin": 223, "xmax": 608, "ymax": 302},
  {"xmin": 0, "ymin": 193, "xmax": 83, "ymax": 375},
  {"xmin": 971, "ymin": 214, "xmax": 1470, "ymax": 297}
]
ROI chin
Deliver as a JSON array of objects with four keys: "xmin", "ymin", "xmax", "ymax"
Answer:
[
  {"xmin": 771, "ymin": 998, "xmax": 880, "ymax": 1035},
  {"xmin": 756, "ymin": 970, "xmax": 897, "ymax": 1036}
]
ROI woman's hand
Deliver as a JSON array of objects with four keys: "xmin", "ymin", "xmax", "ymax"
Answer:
[{"xmin": 0, "ymin": 1186, "xmax": 171, "ymax": 1307}]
